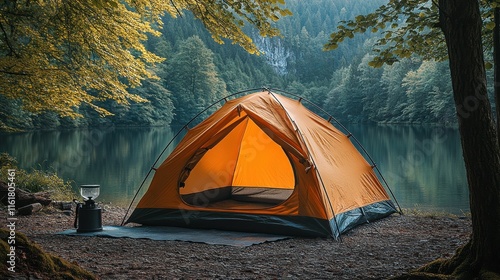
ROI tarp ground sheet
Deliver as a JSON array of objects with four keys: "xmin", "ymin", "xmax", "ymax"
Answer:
[{"xmin": 58, "ymin": 226, "xmax": 289, "ymax": 247}]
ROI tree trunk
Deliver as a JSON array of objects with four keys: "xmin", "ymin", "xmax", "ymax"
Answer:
[
  {"xmin": 435, "ymin": 0, "xmax": 500, "ymax": 277},
  {"xmin": 495, "ymin": 7, "xmax": 500, "ymax": 144}
]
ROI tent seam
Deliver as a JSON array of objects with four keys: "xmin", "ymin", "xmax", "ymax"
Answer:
[
  {"xmin": 266, "ymin": 90, "xmax": 341, "ymax": 239},
  {"xmin": 230, "ymin": 117, "xmax": 250, "ymax": 187}
]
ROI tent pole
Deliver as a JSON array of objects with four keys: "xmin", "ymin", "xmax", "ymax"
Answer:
[{"xmin": 121, "ymin": 167, "xmax": 154, "ymax": 225}]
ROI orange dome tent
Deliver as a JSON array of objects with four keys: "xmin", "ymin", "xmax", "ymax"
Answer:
[{"xmin": 125, "ymin": 89, "xmax": 399, "ymax": 238}]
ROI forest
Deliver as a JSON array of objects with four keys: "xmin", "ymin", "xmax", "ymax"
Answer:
[{"xmin": 0, "ymin": 0, "xmax": 493, "ymax": 130}]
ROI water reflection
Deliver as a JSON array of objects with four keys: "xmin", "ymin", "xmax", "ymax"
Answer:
[
  {"xmin": 1, "ymin": 127, "xmax": 178, "ymax": 205},
  {"xmin": 0, "ymin": 125, "xmax": 469, "ymax": 213},
  {"xmin": 346, "ymin": 124, "xmax": 469, "ymax": 213}
]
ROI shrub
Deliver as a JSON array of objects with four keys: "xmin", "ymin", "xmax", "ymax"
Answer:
[{"xmin": 0, "ymin": 153, "xmax": 76, "ymax": 201}]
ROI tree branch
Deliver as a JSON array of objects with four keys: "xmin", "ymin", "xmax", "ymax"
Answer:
[
  {"xmin": 0, "ymin": 18, "xmax": 19, "ymax": 57},
  {"xmin": 170, "ymin": 0, "xmax": 183, "ymax": 18},
  {"xmin": 0, "ymin": 69, "xmax": 28, "ymax": 76}
]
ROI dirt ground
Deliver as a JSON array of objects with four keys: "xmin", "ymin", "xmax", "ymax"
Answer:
[{"xmin": 1, "ymin": 204, "xmax": 471, "ymax": 279}]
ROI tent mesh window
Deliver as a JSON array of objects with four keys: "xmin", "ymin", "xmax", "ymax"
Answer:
[{"xmin": 179, "ymin": 117, "xmax": 296, "ymax": 209}]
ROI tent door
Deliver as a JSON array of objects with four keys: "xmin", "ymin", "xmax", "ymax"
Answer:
[{"xmin": 179, "ymin": 117, "xmax": 296, "ymax": 209}]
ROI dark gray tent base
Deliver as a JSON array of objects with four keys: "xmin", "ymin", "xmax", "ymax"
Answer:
[{"xmin": 126, "ymin": 200, "xmax": 397, "ymax": 238}]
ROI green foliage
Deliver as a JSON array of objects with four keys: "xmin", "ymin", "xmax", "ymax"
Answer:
[
  {"xmin": 0, "ymin": 153, "xmax": 76, "ymax": 201},
  {"xmin": 324, "ymin": 0, "xmax": 500, "ymax": 67},
  {"xmin": 0, "ymin": 0, "xmax": 165, "ymax": 118},
  {"xmin": 0, "ymin": 0, "xmax": 290, "ymax": 118},
  {"xmin": 323, "ymin": 57, "xmax": 461, "ymax": 125},
  {"xmin": 325, "ymin": 0, "xmax": 447, "ymax": 66},
  {"xmin": 0, "ymin": 0, "xmax": 469, "ymax": 129},
  {"xmin": 275, "ymin": 0, "xmax": 385, "ymax": 82},
  {"xmin": 180, "ymin": 0, "xmax": 291, "ymax": 54},
  {"xmin": 124, "ymin": 79, "xmax": 175, "ymax": 126},
  {"xmin": 0, "ymin": 153, "xmax": 17, "ymax": 168},
  {"xmin": 0, "ymin": 94, "xmax": 33, "ymax": 131},
  {"xmin": 358, "ymin": 53, "xmax": 385, "ymax": 121},
  {"xmin": 163, "ymin": 36, "xmax": 227, "ymax": 125}
]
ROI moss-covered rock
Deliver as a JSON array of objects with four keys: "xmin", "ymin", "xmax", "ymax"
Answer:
[{"xmin": 0, "ymin": 228, "xmax": 96, "ymax": 279}]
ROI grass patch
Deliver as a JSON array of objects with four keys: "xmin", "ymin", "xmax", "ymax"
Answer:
[{"xmin": 401, "ymin": 207, "xmax": 471, "ymax": 219}]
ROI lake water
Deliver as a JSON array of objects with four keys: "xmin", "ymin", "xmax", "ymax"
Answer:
[{"xmin": 0, "ymin": 124, "xmax": 469, "ymax": 214}]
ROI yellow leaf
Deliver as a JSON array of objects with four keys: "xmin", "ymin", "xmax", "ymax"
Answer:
[
  {"xmin": 486, "ymin": 21, "xmax": 496, "ymax": 30},
  {"xmin": 368, "ymin": 60, "xmax": 384, "ymax": 68},
  {"xmin": 327, "ymin": 43, "xmax": 338, "ymax": 50}
]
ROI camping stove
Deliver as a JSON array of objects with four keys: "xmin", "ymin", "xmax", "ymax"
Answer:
[{"xmin": 74, "ymin": 185, "xmax": 102, "ymax": 232}]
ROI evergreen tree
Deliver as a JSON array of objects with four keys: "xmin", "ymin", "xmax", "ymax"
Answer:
[
  {"xmin": 164, "ymin": 36, "xmax": 226, "ymax": 125},
  {"xmin": 402, "ymin": 60, "xmax": 437, "ymax": 122},
  {"xmin": 216, "ymin": 58, "xmax": 253, "ymax": 93},
  {"xmin": 425, "ymin": 61, "xmax": 454, "ymax": 124},
  {"xmin": 357, "ymin": 54, "xmax": 384, "ymax": 122},
  {"xmin": 325, "ymin": 66, "xmax": 351, "ymax": 122},
  {"xmin": 124, "ymin": 79, "xmax": 175, "ymax": 126},
  {"xmin": 345, "ymin": 67, "xmax": 363, "ymax": 122},
  {"xmin": 0, "ymin": 95, "xmax": 33, "ymax": 131},
  {"xmin": 379, "ymin": 59, "xmax": 416, "ymax": 122}
]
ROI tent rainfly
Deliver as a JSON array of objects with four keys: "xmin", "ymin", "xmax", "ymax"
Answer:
[{"xmin": 125, "ymin": 89, "xmax": 399, "ymax": 238}]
